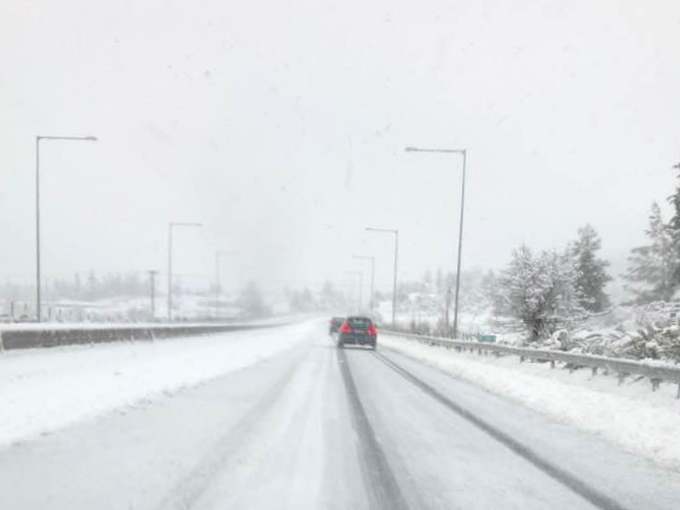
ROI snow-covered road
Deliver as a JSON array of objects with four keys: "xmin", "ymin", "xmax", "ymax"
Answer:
[{"xmin": 1, "ymin": 320, "xmax": 680, "ymax": 509}]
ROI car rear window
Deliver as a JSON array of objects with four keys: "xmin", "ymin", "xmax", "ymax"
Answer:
[{"xmin": 348, "ymin": 317, "xmax": 372, "ymax": 329}]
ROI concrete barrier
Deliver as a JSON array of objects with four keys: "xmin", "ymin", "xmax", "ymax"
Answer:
[{"xmin": 0, "ymin": 322, "xmax": 286, "ymax": 351}]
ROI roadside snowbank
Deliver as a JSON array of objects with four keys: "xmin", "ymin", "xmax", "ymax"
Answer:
[
  {"xmin": 382, "ymin": 333, "xmax": 680, "ymax": 471},
  {"xmin": 0, "ymin": 321, "xmax": 316, "ymax": 448}
]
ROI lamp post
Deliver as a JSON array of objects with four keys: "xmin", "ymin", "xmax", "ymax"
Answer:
[
  {"xmin": 35, "ymin": 135, "xmax": 97, "ymax": 322},
  {"xmin": 352, "ymin": 255, "xmax": 375, "ymax": 313},
  {"xmin": 405, "ymin": 146, "xmax": 467, "ymax": 338},
  {"xmin": 167, "ymin": 222, "xmax": 202, "ymax": 321},
  {"xmin": 365, "ymin": 227, "xmax": 399, "ymax": 327}
]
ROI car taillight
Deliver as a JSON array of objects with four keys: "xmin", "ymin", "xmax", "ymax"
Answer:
[
  {"xmin": 368, "ymin": 324, "xmax": 377, "ymax": 336},
  {"xmin": 339, "ymin": 322, "xmax": 352, "ymax": 334}
]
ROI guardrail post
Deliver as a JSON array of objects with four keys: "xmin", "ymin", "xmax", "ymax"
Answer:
[
  {"xmin": 550, "ymin": 360, "xmax": 555, "ymax": 369},
  {"xmin": 591, "ymin": 367, "xmax": 597, "ymax": 376},
  {"xmin": 617, "ymin": 373, "xmax": 628, "ymax": 386},
  {"xmin": 651, "ymin": 378, "xmax": 661, "ymax": 392}
]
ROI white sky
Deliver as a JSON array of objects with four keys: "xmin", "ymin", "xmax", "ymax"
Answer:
[{"xmin": 1, "ymin": 0, "xmax": 679, "ymax": 293}]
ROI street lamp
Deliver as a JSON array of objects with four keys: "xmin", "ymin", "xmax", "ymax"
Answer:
[
  {"xmin": 167, "ymin": 222, "xmax": 203, "ymax": 321},
  {"xmin": 365, "ymin": 227, "xmax": 399, "ymax": 327},
  {"xmin": 35, "ymin": 135, "xmax": 98, "ymax": 322},
  {"xmin": 405, "ymin": 145, "xmax": 467, "ymax": 339},
  {"xmin": 215, "ymin": 250, "xmax": 236, "ymax": 320},
  {"xmin": 352, "ymin": 255, "xmax": 375, "ymax": 314}
]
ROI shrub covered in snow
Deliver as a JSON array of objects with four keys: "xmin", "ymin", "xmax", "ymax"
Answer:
[
  {"xmin": 535, "ymin": 303, "xmax": 680, "ymax": 363},
  {"xmin": 494, "ymin": 245, "xmax": 583, "ymax": 342}
]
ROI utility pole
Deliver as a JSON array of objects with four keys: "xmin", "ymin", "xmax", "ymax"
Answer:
[{"xmin": 148, "ymin": 270, "xmax": 158, "ymax": 320}]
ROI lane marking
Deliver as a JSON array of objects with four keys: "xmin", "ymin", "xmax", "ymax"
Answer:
[
  {"xmin": 372, "ymin": 350, "xmax": 630, "ymax": 510},
  {"xmin": 337, "ymin": 348, "xmax": 409, "ymax": 510}
]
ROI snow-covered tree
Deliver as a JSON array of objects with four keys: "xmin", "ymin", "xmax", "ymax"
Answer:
[
  {"xmin": 289, "ymin": 287, "xmax": 317, "ymax": 312},
  {"xmin": 569, "ymin": 225, "xmax": 611, "ymax": 312},
  {"xmin": 86, "ymin": 270, "xmax": 98, "ymax": 300},
  {"xmin": 480, "ymin": 270, "xmax": 499, "ymax": 310},
  {"xmin": 624, "ymin": 202, "xmax": 677, "ymax": 303},
  {"xmin": 319, "ymin": 280, "xmax": 344, "ymax": 309},
  {"xmin": 435, "ymin": 267, "xmax": 444, "ymax": 294},
  {"xmin": 237, "ymin": 281, "xmax": 269, "ymax": 318},
  {"xmin": 422, "ymin": 269, "xmax": 433, "ymax": 291},
  {"xmin": 496, "ymin": 245, "xmax": 582, "ymax": 342}
]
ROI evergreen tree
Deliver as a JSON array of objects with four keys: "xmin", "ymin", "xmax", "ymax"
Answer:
[
  {"xmin": 570, "ymin": 225, "xmax": 611, "ymax": 312},
  {"xmin": 86, "ymin": 270, "xmax": 98, "ymax": 300},
  {"xmin": 290, "ymin": 287, "xmax": 316, "ymax": 312},
  {"xmin": 320, "ymin": 280, "xmax": 344, "ymax": 309},
  {"xmin": 667, "ymin": 162, "xmax": 680, "ymax": 285},
  {"xmin": 624, "ymin": 202, "xmax": 677, "ymax": 302},
  {"xmin": 238, "ymin": 281, "xmax": 269, "ymax": 317}
]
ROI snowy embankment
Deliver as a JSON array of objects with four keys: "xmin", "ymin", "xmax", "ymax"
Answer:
[
  {"xmin": 0, "ymin": 321, "xmax": 317, "ymax": 448},
  {"xmin": 382, "ymin": 333, "xmax": 680, "ymax": 472}
]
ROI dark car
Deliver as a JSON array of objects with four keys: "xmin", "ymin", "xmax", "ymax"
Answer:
[
  {"xmin": 329, "ymin": 317, "xmax": 345, "ymax": 334},
  {"xmin": 337, "ymin": 316, "xmax": 377, "ymax": 349}
]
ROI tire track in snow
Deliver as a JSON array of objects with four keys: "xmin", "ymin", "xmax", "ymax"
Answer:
[
  {"xmin": 372, "ymin": 350, "xmax": 630, "ymax": 510},
  {"xmin": 155, "ymin": 347, "xmax": 308, "ymax": 510},
  {"xmin": 337, "ymin": 347, "xmax": 409, "ymax": 510}
]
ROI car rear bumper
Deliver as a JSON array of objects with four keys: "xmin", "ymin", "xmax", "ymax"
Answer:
[{"xmin": 338, "ymin": 333, "xmax": 376, "ymax": 346}]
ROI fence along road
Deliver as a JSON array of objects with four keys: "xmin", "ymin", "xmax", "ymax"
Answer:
[{"xmin": 384, "ymin": 330, "xmax": 680, "ymax": 398}]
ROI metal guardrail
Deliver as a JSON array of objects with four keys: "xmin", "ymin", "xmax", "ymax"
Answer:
[
  {"xmin": 384, "ymin": 330, "xmax": 680, "ymax": 398},
  {"xmin": 0, "ymin": 322, "xmax": 289, "ymax": 351}
]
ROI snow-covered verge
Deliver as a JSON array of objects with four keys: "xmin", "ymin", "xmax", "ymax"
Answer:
[
  {"xmin": 0, "ymin": 321, "xmax": 317, "ymax": 448},
  {"xmin": 381, "ymin": 333, "xmax": 680, "ymax": 472},
  {"xmin": 544, "ymin": 302, "xmax": 680, "ymax": 361},
  {"xmin": 388, "ymin": 302, "xmax": 680, "ymax": 363}
]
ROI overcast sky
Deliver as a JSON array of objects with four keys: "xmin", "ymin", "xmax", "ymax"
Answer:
[{"xmin": 1, "ymin": 0, "xmax": 679, "ymax": 294}]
